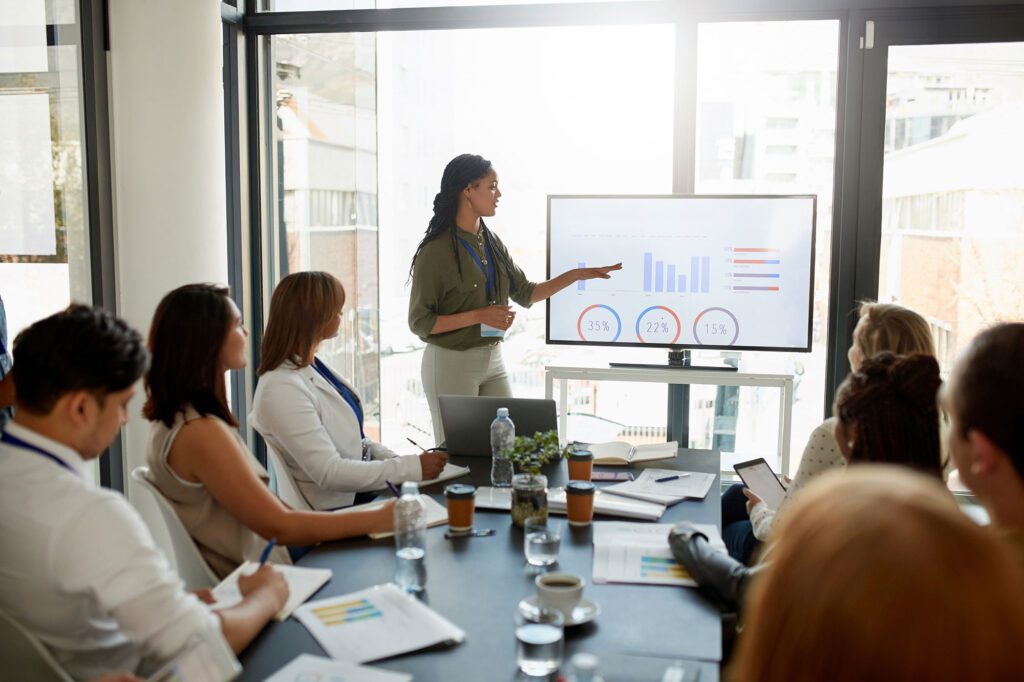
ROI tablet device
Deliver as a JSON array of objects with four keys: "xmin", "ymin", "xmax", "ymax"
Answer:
[{"xmin": 734, "ymin": 458, "xmax": 787, "ymax": 511}]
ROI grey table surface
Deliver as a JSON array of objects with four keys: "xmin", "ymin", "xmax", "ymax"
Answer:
[{"xmin": 238, "ymin": 448, "xmax": 722, "ymax": 682}]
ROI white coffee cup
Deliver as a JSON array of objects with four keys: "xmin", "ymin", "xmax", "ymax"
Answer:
[{"xmin": 535, "ymin": 572, "xmax": 584, "ymax": 617}]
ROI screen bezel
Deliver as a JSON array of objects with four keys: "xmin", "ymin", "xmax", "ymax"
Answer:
[
  {"xmin": 544, "ymin": 193, "xmax": 817, "ymax": 353},
  {"xmin": 733, "ymin": 457, "xmax": 788, "ymax": 510}
]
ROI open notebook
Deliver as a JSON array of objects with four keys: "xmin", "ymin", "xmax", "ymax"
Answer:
[
  {"xmin": 211, "ymin": 562, "xmax": 332, "ymax": 621},
  {"xmin": 417, "ymin": 462, "xmax": 471, "ymax": 489},
  {"xmin": 584, "ymin": 441, "xmax": 679, "ymax": 466},
  {"xmin": 340, "ymin": 495, "xmax": 448, "ymax": 540}
]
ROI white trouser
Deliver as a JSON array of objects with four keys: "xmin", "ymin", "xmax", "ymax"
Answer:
[{"xmin": 421, "ymin": 342, "xmax": 512, "ymax": 445}]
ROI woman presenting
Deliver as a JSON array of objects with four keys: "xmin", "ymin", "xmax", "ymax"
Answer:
[{"xmin": 409, "ymin": 153, "xmax": 620, "ymax": 444}]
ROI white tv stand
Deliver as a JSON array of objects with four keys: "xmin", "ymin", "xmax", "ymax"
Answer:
[{"xmin": 544, "ymin": 365, "xmax": 795, "ymax": 476}]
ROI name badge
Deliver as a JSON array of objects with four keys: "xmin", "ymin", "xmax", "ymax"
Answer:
[{"xmin": 480, "ymin": 324, "xmax": 505, "ymax": 338}]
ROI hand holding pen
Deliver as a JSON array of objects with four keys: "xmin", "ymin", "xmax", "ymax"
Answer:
[{"xmin": 406, "ymin": 437, "xmax": 449, "ymax": 480}]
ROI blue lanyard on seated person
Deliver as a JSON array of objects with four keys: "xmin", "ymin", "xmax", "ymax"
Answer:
[
  {"xmin": 311, "ymin": 357, "xmax": 366, "ymax": 442},
  {"xmin": 1, "ymin": 429, "xmax": 77, "ymax": 475},
  {"xmin": 457, "ymin": 236, "xmax": 496, "ymax": 303}
]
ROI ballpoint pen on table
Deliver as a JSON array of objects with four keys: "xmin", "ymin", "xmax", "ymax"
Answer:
[
  {"xmin": 655, "ymin": 474, "xmax": 691, "ymax": 483},
  {"xmin": 258, "ymin": 538, "xmax": 277, "ymax": 566},
  {"xmin": 386, "ymin": 480, "xmax": 401, "ymax": 497}
]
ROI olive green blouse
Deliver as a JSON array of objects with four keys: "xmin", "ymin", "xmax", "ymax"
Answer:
[{"xmin": 408, "ymin": 225, "xmax": 536, "ymax": 350}]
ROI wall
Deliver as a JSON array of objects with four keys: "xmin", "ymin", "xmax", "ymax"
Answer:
[{"xmin": 107, "ymin": 0, "xmax": 227, "ymax": 525}]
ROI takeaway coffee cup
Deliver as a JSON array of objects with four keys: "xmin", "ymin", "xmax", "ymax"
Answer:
[
  {"xmin": 535, "ymin": 572, "xmax": 584, "ymax": 618},
  {"xmin": 444, "ymin": 484, "xmax": 476, "ymax": 531}
]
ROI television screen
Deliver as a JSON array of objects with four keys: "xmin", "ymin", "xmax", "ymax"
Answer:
[{"xmin": 546, "ymin": 195, "xmax": 816, "ymax": 352}]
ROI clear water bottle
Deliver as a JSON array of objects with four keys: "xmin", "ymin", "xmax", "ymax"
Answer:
[
  {"xmin": 394, "ymin": 481, "xmax": 427, "ymax": 593},
  {"xmin": 566, "ymin": 653, "xmax": 604, "ymax": 682},
  {"xmin": 490, "ymin": 407, "xmax": 515, "ymax": 487}
]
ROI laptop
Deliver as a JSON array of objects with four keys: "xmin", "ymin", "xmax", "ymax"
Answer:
[{"xmin": 438, "ymin": 395, "xmax": 559, "ymax": 456}]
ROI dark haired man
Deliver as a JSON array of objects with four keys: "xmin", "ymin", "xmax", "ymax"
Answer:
[
  {"xmin": 943, "ymin": 322, "xmax": 1024, "ymax": 568},
  {"xmin": 0, "ymin": 305, "xmax": 287, "ymax": 680}
]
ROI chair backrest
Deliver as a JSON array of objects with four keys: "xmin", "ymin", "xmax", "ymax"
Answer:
[
  {"xmin": 130, "ymin": 467, "xmax": 218, "ymax": 590},
  {"xmin": 265, "ymin": 443, "xmax": 313, "ymax": 511},
  {"xmin": 0, "ymin": 609, "xmax": 73, "ymax": 682}
]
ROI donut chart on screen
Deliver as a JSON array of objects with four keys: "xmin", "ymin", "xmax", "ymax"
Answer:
[
  {"xmin": 577, "ymin": 304, "xmax": 622, "ymax": 342},
  {"xmin": 635, "ymin": 305, "xmax": 681, "ymax": 344},
  {"xmin": 693, "ymin": 307, "xmax": 740, "ymax": 345}
]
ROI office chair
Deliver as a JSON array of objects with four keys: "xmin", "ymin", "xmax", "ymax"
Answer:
[
  {"xmin": 265, "ymin": 443, "xmax": 313, "ymax": 511},
  {"xmin": 0, "ymin": 609, "xmax": 73, "ymax": 682},
  {"xmin": 130, "ymin": 467, "xmax": 219, "ymax": 590}
]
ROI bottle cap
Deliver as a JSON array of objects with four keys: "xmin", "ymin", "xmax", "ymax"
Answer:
[
  {"xmin": 497, "ymin": 407, "xmax": 509, "ymax": 418},
  {"xmin": 401, "ymin": 481, "xmax": 419, "ymax": 495},
  {"xmin": 570, "ymin": 652, "xmax": 600, "ymax": 672}
]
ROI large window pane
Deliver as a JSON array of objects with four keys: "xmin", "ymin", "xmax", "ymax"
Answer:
[
  {"xmin": 879, "ymin": 42, "xmax": 1024, "ymax": 372},
  {"xmin": 377, "ymin": 25, "xmax": 674, "ymax": 446},
  {"xmin": 268, "ymin": 32, "xmax": 382, "ymax": 437},
  {"xmin": 264, "ymin": 0, "xmax": 650, "ymax": 10},
  {"xmin": 0, "ymin": 2, "xmax": 92, "ymax": 346},
  {"xmin": 695, "ymin": 20, "xmax": 839, "ymax": 474}
]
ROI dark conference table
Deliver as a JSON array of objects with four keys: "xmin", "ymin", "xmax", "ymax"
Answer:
[{"xmin": 239, "ymin": 449, "xmax": 722, "ymax": 681}]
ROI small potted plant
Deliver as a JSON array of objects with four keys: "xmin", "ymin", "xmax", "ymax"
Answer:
[{"xmin": 505, "ymin": 430, "xmax": 571, "ymax": 527}]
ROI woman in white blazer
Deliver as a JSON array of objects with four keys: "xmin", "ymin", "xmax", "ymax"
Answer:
[{"xmin": 251, "ymin": 272, "xmax": 448, "ymax": 510}]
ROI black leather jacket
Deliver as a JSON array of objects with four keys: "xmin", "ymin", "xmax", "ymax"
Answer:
[{"xmin": 668, "ymin": 522, "xmax": 763, "ymax": 613}]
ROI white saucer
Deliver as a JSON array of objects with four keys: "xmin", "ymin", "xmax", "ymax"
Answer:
[{"xmin": 518, "ymin": 595, "xmax": 601, "ymax": 626}]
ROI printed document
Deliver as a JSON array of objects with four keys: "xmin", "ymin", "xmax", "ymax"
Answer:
[
  {"xmin": 592, "ymin": 521, "xmax": 726, "ymax": 587},
  {"xmin": 294, "ymin": 583, "xmax": 466, "ymax": 663},
  {"xmin": 603, "ymin": 468, "xmax": 716, "ymax": 505}
]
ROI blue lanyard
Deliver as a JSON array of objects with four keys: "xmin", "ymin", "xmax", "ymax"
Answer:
[
  {"xmin": 311, "ymin": 357, "xmax": 366, "ymax": 442},
  {"xmin": 1, "ymin": 430, "xmax": 77, "ymax": 475},
  {"xmin": 457, "ymin": 236, "xmax": 495, "ymax": 301}
]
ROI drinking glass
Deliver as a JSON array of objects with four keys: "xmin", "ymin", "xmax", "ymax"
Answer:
[
  {"xmin": 524, "ymin": 518, "xmax": 561, "ymax": 567},
  {"xmin": 515, "ymin": 607, "xmax": 565, "ymax": 676}
]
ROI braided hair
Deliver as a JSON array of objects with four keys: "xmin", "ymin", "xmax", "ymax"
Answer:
[
  {"xmin": 833, "ymin": 352, "xmax": 943, "ymax": 478},
  {"xmin": 408, "ymin": 154, "xmax": 514, "ymax": 295}
]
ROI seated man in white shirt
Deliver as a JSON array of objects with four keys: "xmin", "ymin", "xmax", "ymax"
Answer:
[{"xmin": 0, "ymin": 304, "xmax": 288, "ymax": 681}]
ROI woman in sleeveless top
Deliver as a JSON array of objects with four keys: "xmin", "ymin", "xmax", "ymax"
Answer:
[{"xmin": 143, "ymin": 283, "xmax": 394, "ymax": 578}]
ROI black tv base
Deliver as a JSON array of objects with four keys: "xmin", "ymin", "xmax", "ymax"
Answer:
[{"xmin": 610, "ymin": 349, "xmax": 739, "ymax": 372}]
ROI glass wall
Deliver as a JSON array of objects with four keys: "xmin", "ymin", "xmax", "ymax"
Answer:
[
  {"xmin": 0, "ymin": 0, "xmax": 92, "ymax": 346},
  {"xmin": 878, "ymin": 42, "xmax": 1024, "ymax": 372},
  {"xmin": 694, "ymin": 20, "xmax": 840, "ymax": 471},
  {"xmin": 376, "ymin": 25, "xmax": 675, "ymax": 447}
]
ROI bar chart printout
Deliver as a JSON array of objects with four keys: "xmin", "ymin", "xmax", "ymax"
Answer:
[
  {"xmin": 294, "ymin": 584, "xmax": 467, "ymax": 663},
  {"xmin": 643, "ymin": 252, "xmax": 710, "ymax": 293}
]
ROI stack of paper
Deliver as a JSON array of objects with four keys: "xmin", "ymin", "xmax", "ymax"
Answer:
[
  {"xmin": 592, "ymin": 521, "xmax": 726, "ymax": 587},
  {"xmin": 294, "ymin": 583, "xmax": 466, "ymax": 663},
  {"xmin": 211, "ymin": 562, "xmax": 332, "ymax": 621},
  {"xmin": 547, "ymin": 488, "xmax": 666, "ymax": 521},
  {"xmin": 265, "ymin": 654, "xmax": 412, "ymax": 682},
  {"xmin": 603, "ymin": 468, "xmax": 716, "ymax": 505}
]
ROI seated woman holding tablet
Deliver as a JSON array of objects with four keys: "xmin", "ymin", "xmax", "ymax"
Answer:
[
  {"xmin": 671, "ymin": 352, "xmax": 944, "ymax": 612},
  {"xmin": 250, "ymin": 271, "xmax": 448, "ymax": 511},
  {"xmin": 143, "ymin": 284, "xmax": 394, "ymax": 578},
  {"xmin": 723, "ymin": 301, "xmax": 937, "ymax": 564},
  {"xmin": 732, "ymin": 465, "xmax": 1024, "ymax": 682}
]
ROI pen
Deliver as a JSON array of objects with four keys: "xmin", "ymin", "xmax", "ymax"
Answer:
[
  {"xmin": 258, "ymin": 538, "xmax": 277, "ymax": 566},
  {"xmin": 407, "ymin": 437, "xmax": 448, "ymax": 455},
  {"xmin": 655, "ymin": 474, "xmax": 690, "ymax": 483},
  {"xmin": 386, "ymin": 480, "xmax": 401, "ymax": 498}
]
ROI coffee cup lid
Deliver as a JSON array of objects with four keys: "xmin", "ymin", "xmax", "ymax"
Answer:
[
  {"xmin": 566, "ymin": 481, "xmax": 596, "ymax": 495},
  {"xmin": 444, "ymin": 483, "xmax": 476, "ymax": 499},
  {"xmin": 569, "ymin": 450, "xmax": 593, "ymax": 461}
]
